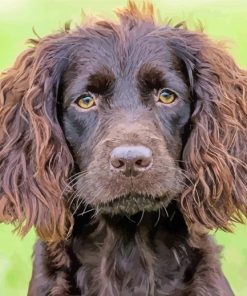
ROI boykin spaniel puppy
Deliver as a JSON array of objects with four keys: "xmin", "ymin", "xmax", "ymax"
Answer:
[{"xmin": 0, "ymin": 2, "xmax": 246, "ymax": 295}]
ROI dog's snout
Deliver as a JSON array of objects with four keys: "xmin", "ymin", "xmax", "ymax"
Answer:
[{"xmin": 110, "ymin": 145, "xmax": 153, "ymax": 177}]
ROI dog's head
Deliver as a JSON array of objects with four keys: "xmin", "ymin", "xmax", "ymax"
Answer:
[{"xmin": 0, "ymin": 2, "xmax": 246, "ymax": 241}]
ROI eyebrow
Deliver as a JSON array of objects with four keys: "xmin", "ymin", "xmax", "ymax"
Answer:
[
  {"xmin": 137, "ymin": 63, "xmax": 166, "ymax": 93},
  {"xmin": 87, "ymin": 67, "xmax": 116, "ymax": 95}
]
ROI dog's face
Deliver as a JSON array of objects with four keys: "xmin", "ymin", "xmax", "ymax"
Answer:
[
  {"xmin": 0, "ymin": 3, "xmax": 246, "ymax": 241},
  {"xmin": 61, "ymin": 32, "xmax": 191, "ymax": 214}
]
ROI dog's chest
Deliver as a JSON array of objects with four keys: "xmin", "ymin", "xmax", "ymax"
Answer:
[{"xmin": 72, "ymin": 225, "xmax": 191, "ymax": 296}]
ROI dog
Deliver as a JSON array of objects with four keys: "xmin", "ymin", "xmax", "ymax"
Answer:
[{"xmin": 0, "ymin": 2, "xmax": 246, "ymax": 295}]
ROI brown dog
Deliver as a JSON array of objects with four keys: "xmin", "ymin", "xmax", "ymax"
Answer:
[{"xmin": 0, "ymin": 2, "xmax": 246, "ymax": 295}]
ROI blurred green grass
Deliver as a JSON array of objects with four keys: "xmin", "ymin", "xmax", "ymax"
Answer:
[{"xmin": 0, "ymin": 0, "xmax": 246, "ymax": 295}]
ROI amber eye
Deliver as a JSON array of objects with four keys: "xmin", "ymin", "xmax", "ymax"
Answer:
[
  {"xmin": 158, "ymin": 88, "xmax": 177, "ymax": 104},
  {"xmin": 75, "ymin": 93, "xmax": 95, "ymax": 109}
]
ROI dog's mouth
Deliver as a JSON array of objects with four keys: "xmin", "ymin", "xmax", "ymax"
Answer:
[{"xmin": 96, "ymin": 194, "xmax": 170, "ymax": 215}]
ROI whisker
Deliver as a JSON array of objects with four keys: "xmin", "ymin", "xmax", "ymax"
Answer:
[
  {"xmin": 68, "ymin": 170, "xmax": 88, "ymax": 181},
  {"xmin": 137, "ymin": 210, "xmax": 145, "ymax": 225},
  {"xmin": 68, "ymin": 188, "xmax": 82, "ymax": 209},
  {"xmin": 77, "ymin": 203, "xmax": 89, "ymax": 216},
  {"xmin": 172, "ymin": 248, "xmax": 180, "ymax": 266},
  {"xmin": 78, "ymin": 207, "xmax": 95, "ymax": 216},
  {"xmin": 70, "ymin": 185, "xmax": 89, "ymax": 213},
  {"xmin": 125, "ymin": 215, "xmax": 137, "ymax": 224},
  {"xmin": 60, "ymin": 170, "xmax": 88, "ymax": 201},
  {"xmin": 157, "ymin": 163, "xmax": 201, "ymax": 202},
  {"xmin": 162, "ymin": 205, "xmax": 169, "ymax": 217},
  {"xmin": 170, "ymin": 211, "xmax": 176, "ymax": 222},
  {"xmin": 154, "ymin": 208, "xmax": 161, "ymax": 227},
  {"xmin": 72, "ymin": 197, "xmax": 85, "ymax": 216}
]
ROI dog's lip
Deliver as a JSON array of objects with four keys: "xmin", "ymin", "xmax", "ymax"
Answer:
[{"xmin": 95, "ymin": 193, "xmax": 169, "ymax": 215}]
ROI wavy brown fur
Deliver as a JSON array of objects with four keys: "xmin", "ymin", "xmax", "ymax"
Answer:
[
  {"xmin": 0, "ymin": 35, "xmax": 74, "ymax": 241},
  {"xmin": 170, "ymin": 31, "xmax": 247, "ymax": 231},
  {"xmin": 0, "ymin": 1, "xmax": 246, "ymax": 295}
]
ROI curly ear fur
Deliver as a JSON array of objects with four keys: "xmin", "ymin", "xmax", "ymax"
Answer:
[
  {"xmin": 0, "ymin": 33, "xmax": 74, "ymax": 241},
  {"xmin": 169, "ymin": 29, "xmax": 247, "ymax": 231}
]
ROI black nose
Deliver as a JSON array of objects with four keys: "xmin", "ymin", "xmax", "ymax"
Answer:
[{"xmin": 110, "ymin": 145, "xmax": 153, "ymax": 177}]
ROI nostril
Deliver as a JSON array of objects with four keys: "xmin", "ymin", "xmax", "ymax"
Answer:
[
  {"xmin": 135, "ymin": 159, "xmax": 143, "ymax": 166},
  {"xmin": 111, "ymin": 158, "xmax": 125, "ymax": 169},
  {"xmin": 135, "ymin": 157, "xmax": 152, "ymax": 168}
]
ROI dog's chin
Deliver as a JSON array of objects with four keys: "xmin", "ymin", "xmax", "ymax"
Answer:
[{"xmin": 95, "ymin": 194, "xmax": 172, "ymax": 216}]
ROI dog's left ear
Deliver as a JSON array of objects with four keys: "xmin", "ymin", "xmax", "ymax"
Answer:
[{"xmin": 169, "ymin": 28, "xmax": 247, "ymax": 231}]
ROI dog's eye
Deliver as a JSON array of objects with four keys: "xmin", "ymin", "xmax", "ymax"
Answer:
[
  {"xmin": 75, "ymin": 93, "xmax": 95, "ymax": 109},
  {"xmin": 158, "ymin": 88, "xmax": 177, "ymax": 104}
]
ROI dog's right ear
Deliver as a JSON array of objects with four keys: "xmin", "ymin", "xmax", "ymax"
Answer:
[{"xmin": 0, "ymin": 35, "xmax": 74, "ymax": 242}]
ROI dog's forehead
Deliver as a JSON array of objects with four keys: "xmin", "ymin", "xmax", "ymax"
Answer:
[
  {"xmin": 62, "ymin": 26, "xmax": 182, "ymax": 102},
  {"xmin": 72, "ymin": 27, "xmax": 176, "ymax": 77}
]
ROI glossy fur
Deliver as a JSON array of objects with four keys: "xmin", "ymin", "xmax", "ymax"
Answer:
[{"xmin": 0, "ymin": 2, "xmax": 246, "ymax": 295}]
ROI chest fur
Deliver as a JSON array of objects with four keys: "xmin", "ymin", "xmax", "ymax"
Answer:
[{"xmin": 72, "ymin": 222, "xmax": 193, "ymax": 296}]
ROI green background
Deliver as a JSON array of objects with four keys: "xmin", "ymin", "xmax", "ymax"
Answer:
[{"xmin": 0, "ymin": 0, "xmax": 246, "ymax": 295}]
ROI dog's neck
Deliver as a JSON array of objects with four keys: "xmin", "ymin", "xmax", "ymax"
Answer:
[
  {"xmin": 72, "ymin": 200, "xmax": 189, "ymax": 247},
  {"xmin": 68, "ymin": 202, "xmax": 200, "ymax": 295}
]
